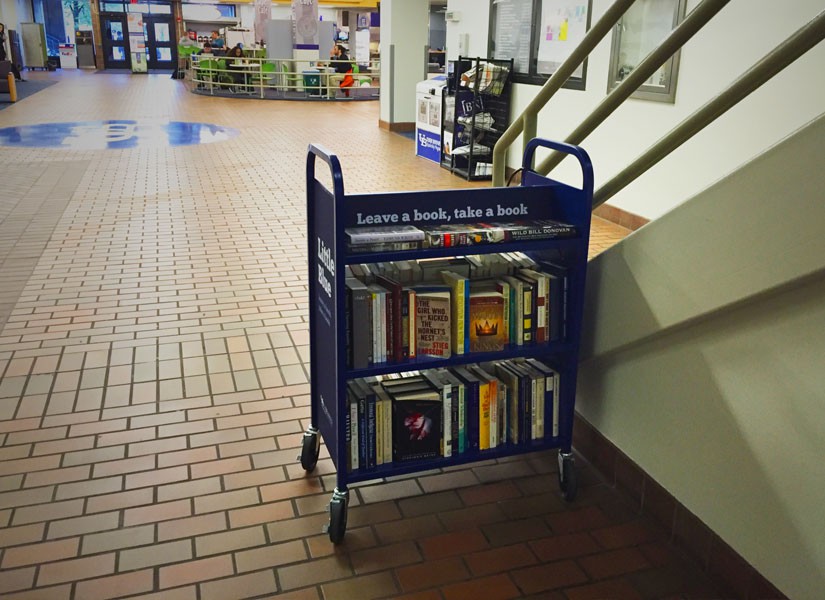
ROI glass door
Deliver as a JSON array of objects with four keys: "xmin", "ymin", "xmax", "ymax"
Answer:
[
  {"xmin": 144, "ymin": 15, "xmax": 176, "ymax": 71},
  {"xmin": 101, "ymin": 15, "xmax": 130, "ymax": 69}
]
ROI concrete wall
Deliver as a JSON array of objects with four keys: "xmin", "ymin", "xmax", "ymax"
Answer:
[
  {"xmin": 445, "ymin": 0, "xmax": 825, "ymax": 220},
  {"xmin": 578, "ymin": 114, "xmax": 825, "ymax": 599}
]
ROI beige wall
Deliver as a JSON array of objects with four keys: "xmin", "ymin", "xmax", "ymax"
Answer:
[
  {"xmin": 445, "ymin": 0, "xmax": 825, "ymax": 221},
  {"xmin": 577, "ymin": 114, "xmax": 825, "ymax": 599}
]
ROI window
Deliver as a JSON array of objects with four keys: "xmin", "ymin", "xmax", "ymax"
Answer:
[
  {"xmin": 181, "ymin": 3, "xmax": 236, "ymax": 21},
  {"xmin": 606, "ymin": 0, "xmax": 686, "ymax": 103},
  {"xmin": 489, "ymin": 0, "xmax": 592, "ymax": 89}
]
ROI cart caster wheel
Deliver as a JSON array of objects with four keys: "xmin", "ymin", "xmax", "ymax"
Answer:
[
  {"xmin": 558, "ymin": 452, "xmax": 578, "ymax": 502},
  {"xmin": 299, "ymin": 428, "xmax": 320, "ymax": 472},
  {"xmin": 327, "ymin": 488, "xmax": 348, "ymax": 544}
]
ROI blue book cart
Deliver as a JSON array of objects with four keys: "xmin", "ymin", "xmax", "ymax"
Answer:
[{"xmin": 304, "ymin": 138, "xmax": 593, "ymax": 543}]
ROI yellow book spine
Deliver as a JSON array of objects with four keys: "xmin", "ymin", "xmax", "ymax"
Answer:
[
  {"xmin": 451, "ymin": 280, "xmax": 465, "ymax": 355},
  {"xmin": 478, "ymin": 381, "xmax": 490, "ymax": 451}
]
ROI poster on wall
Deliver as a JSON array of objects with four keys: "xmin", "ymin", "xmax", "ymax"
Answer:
[
  {"xmin": 254, "ymin": 0, "xmax": 271, "ymax": 46},
  {"xmin": 127, "ymin": 13, "xmax": 147, "ymax": 73},
  {"xmin": 292, "ymin": 0, "xmax": 319, "ymax": 49},
  {"xmin": 492, "ymin": 0, "xmax": 532, "ymax": 74},
  {"xmin": 536, "ymin": 0, "xmax": 589, "ymax": 77}
]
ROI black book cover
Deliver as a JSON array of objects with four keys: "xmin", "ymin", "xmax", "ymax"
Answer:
[
  {"xmin": 540, "ymin": 262, "xmax": 569, "ymax": 341},
  {"xmin": 389, "ymin": 386, "xmax": 441, "ymax": 462}
]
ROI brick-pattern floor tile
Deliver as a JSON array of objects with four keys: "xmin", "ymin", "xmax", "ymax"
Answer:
[
  {"xmin": 37, "ymin": 553, "xmax": 116, "ymax": 586},
  {"xmin": 159, "ymin": 555, "xmax": 235, "ymax": 589},
  {"xmin": 0, "ymin": 75, "xmax": 727, "ymax": 600},
  {"xmin": 73, "ymin": 569, "xmax": 155, "ymax": 600},
  {"xmin": 277, "ymin": 555, "xmax": 353, "ymax": 590},
  {"xmin": 441, "ymin": 573, "xmax": 521, "ymax": 600},
  {"xmin": 395, "ymin": 557, "xmax": 470, "ymax": 592},
  {"xmin": 199, "ymin": 570, "xmax": 278, "ymax": 600},
  {"xmin": 321, "ymin": 571, "xmax": 399, "ymax": 600},
  {"xmin": 465, "ymin": 543, "xmax": 539, "ymax": 577},
  {"xmin": 511, "ymin": 560, "xmax": 589, "ymax": 595}
]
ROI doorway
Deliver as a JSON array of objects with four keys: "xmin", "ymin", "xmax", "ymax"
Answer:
[
  {"xmin": 101, "ymin": 15, "xmax": 130, "ymax": 69},
  {"xmin": 144, "ymin": 15, "xmax": 176, "ymax": 71}
]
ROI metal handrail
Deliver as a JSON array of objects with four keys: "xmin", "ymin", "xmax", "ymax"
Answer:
[
  {"xmin": 593, "ymin": 9, "xmax": 825, "ymax": 208},
  {"xmin": 188, "ymin": 56, "xmax": 381, "ymax": 99},
  {"xmin": 535, "ymin": 0, "xmax": 731, "ymax": 175},
  {"xmin": 490, "ymin": 0, "xmax": 636, "ymax": 186}
]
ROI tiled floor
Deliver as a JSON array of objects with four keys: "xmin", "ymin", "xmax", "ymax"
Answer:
[{"xmin": 0, "ymin": 70, "xmax": 726, "ymax": 600}]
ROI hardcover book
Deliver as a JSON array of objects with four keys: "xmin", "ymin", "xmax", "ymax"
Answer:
[
  {"xmin": 345, "ymin": 225, "xmax": 425, "ymax": 245},
  {"xmin": 389, "ymin": 385, "xmax": 442, "ymax": 462},
  {"xmin": 440, "ymin": 271, "xmax": 469, "ymax": 355},
  {"xmin": 414, "ymin": 286, "xmax": 452, "ymax": 359},
  {"xmin": 348, "ymin": 240, "xmax": 423, "ymax": 254},
  {"xmin": 468, "ymin": 288, "xmax": 506, "ymax": 353},
  {"xmin": 422, "ymin": 220, "xmax": 576, "ymax": 248},
  {"xmin": 346, "ymin": 277, "xmax": 373, "ymax": 369}
]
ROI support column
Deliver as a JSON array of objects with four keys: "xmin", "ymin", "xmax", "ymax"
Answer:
[{"xmin": 378, "ymin": 0, "xmax": 429, "ymax": 132}]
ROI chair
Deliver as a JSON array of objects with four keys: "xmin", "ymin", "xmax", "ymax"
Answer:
[
  {"xmin": 250, "ymin": 62, "xmax": 277, "ymax": 94},
  {"xmin": 0, "ymin": 61, "xmax": 17, "ymax": 102},
  {"xmin": 280, "ymin": 62, "xmax": 303, "ymax": 94},
  {"xmin": 195, "ymin": 58, "xmax": 218, "ymax": 90},
  {"xmin": 215, "ymin": 59, "xmax": 234, "ymax": 90}
]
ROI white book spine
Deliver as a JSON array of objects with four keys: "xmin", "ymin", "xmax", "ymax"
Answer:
[{"xmin": 347, "ymin": 229, "xmax": 424, "ymax": 244}]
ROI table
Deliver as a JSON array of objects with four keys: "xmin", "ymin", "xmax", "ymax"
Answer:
[{"xmin": 227, "ymin": 62, "xmax": 257, "ymax": 93}]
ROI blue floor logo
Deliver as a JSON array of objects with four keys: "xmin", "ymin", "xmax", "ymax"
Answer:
[{"xmin": 0, "ymin": 121, "xmax": 238, "ymax": 149}]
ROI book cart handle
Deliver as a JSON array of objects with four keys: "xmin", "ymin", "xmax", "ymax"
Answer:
[
  {"xmin": 306, "ymin": 143, "xmax": 345, "ymax": 201},
  {"xmin": 522, "ymin": 138, "xmax": 594, "ymax": 198}
]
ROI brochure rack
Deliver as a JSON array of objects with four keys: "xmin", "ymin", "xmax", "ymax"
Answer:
[
  {"xmin": 304, "ymin": 139, "xmax": 593, "ymax": 543},
  {"xmin": 441, "ymin": 56, "xmax": 513, "ymax": 180}
]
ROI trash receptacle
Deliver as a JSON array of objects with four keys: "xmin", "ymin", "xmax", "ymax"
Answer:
[{"xmin": 303, "ymin": 69, "xmax": 321, "ymax": 96}]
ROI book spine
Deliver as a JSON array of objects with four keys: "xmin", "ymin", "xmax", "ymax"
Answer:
[
  {"xmin": 352, "ymin": 289, "xmax": 372, "ymax": 368},
  {"xmin": 367, "ymin": 392, "xmax": 376, "ymax": 468},
  {"xmin": 451, "ymin": 383, "xmax": 459, "ymax": 455},
  {"xmin": 489, "ymin": 378, "xmax": 498, "ymax": 449},
  {"xmin": 350, "ymin": 397, "xmax": 359, "ymax": 471},
  {"xmin": 505, "ymin": 223, "xmax": 577, "ymax": 241},
  {"xmin": 530, "ymin": 374, "xmax": 538, "ymax": 441},
  {"xmin": 347, "ymin": 240, "xmax": 423, "ymax": 254},
  {"xmin": 521, "ymin": 285, "xmax": 533, "ymax": 344},
  {"xmin": 376, "ymin": 398, "xmax": 383, "ymax": 465},
  {"xmin": 345, "ymin": 394, "xmax": 352, "ymax": 472},
  {"xmin": 478, "ymin": 381, "xmax": 490, "ymax": 451},
  {"xmin": 371, "ymin": 291, "xmax": 380, "ymax": 364},
  {"xmin": 400, "ymin": 290, "xmax": 410, "ymax": 360},
  {"xmin": 358, "ymin": 391, "xmax": 367, "ymax": 469},
  {"xmin": 385, "ymin": 292, "xmax": 394, "ymax": 363},
  {"xmin": 457, "ymin": 383, "xmax": 466, "ymax": 453},
  {"xmin": 384, "ymin": 395, "xmax": 393, "ymax": 464},
  {"xmin": 443, "ymin": 382, "xmax": 452, "ymax": 458},
  {"xmin": 553, "ymin": 370, "xmax": 560, "ymax": 437},
  {"xmin": 348, "ymin": 230, "xmax": 424, "ymax": 244},
  {"xmin": 408, "ymin": 290, "xmax": 417, "ymax": 359}
]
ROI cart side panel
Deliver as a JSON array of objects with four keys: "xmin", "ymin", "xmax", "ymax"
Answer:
[{"xmin": 309, "ymin": 181, "xmax": 343, "ymax": 471}]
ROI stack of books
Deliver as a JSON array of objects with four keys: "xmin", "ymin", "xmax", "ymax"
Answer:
[{"xmin": 345, "ymin": 359, "xmax": 561, "ymax": 471}]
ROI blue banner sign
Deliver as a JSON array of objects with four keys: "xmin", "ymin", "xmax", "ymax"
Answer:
[{"xmin": 0, "ymin": 121, "xmax": 238, "ymax": 149}]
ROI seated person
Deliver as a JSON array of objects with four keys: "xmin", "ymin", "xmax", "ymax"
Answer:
[
  {"xmin": 225, "ymin": 44, "xmax": 246, "ymax": 89},
  {"xmin": 199, "ymin": 42, "xmax": 213, "ymax": 55},
  {"xmin": 210, "ymin": 31, "xmax": 225, "ymax": 49},
  {"xmin": 327, "ymin": 44, "xmax": 354, "ymax": 97}
]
